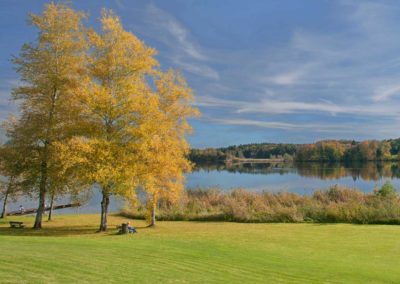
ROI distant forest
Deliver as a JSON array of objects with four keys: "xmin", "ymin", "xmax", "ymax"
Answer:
[{"xmin": 189, "ymin": 139, "xmax": 400, "ymax": 163}]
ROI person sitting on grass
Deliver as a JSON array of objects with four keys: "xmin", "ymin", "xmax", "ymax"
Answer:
[{"xmin": 127, "ymin": 222, "xmax": 137, "ymax": 233}]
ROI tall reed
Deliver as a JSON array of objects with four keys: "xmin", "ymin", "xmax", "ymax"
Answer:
[{"xmin": 120, "ymin": 183, "xmax": 400, "ymax": 224}]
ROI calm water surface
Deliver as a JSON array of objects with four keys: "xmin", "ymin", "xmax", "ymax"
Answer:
[
  {"xmin": 187, "ymin": 162, "xmax": 400, "ymax": 193},
  {"xmin": 8, "ymin": 162, "xmax": 400, "ymax": 214}
]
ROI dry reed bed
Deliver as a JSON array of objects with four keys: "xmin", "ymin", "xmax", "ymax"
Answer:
[{"xmin": 121, "ymin": 183, "xmax": 400, "ymax": 224}]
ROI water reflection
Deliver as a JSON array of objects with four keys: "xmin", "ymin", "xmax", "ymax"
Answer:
[
  {"xmin": 193, "ymin": 161, "xmax": 400, "ymax": 181},
  {"xmin": 8, "ymin": 162, "xmax": 400, "ymax": 214}
]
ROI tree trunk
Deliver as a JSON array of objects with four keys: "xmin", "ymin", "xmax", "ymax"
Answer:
[
  {"xmin": 149, "ymin": 198, "xmax": 156, "ymax": 227},
  {"xmin": 48, "ymin": 192, "xmax": 55, "ymax": 221},
  {"xmin": 0, "ymin": 188, "xmax": 9, "ymax": 219},
  {"xmin": 34, "ymin": 159, "xmax": 48, "ymax": 229},
  {"xmin": 34, "ymin": 87, "xmax": 56, "ymax": 229},
  {"xmin": 1, "ymin": 177, "xmax": 14, "ymax": 219},
  {"xmin": 151, "ymin": 202, "xmax": 156, "ymax": 226},
  {"xmin": 34, "ymin": 187, "xmax": 46, "ymax": 229},
  {"xmin": 99, "ymin": 191, "xmax": 110, "ymax": 231}
]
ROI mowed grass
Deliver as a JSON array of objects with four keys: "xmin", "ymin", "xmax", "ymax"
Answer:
[{"xmin": 1, "ymin": 215, "xmax": 400, "ymax": 283}]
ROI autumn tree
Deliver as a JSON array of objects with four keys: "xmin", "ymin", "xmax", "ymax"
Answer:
[
  {"xmin": 9, "ymin": 3, "xmax": 88, "ymax": 228},
  {"xmin": 56, "ymin": 10, "xmax": 159, "ymax": 231},
  {"xmin": 140, "ymin": 70, "xmax": 198, "ymax": 226},
  {"xmin": 377, "ymin": 141, "xmax": 391, "ymax": 160}
]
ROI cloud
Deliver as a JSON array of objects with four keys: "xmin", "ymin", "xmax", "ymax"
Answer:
[
  {"xmin": 173, "ymin": 59, "xmax": 219, "ymax": 80},
  {"xmin": 101, "ymin": 2, "xmax": 400, "ymax": 144},
  {"xmin": 206, "ymin": 116, "xmax": 400, "ymax": 138},
  {"xmin": 207, "ymin": 117, "xmax": 373, "ymax": 134},
  {"xmin": 236, "ymin": 1, "xmax": 400, "ymax": 102},
  {"xmin": 142, "ymin": 3, "xmax": 219, "ymax": 80},
  {"xmin": 196, "ymin": 95, "xmax": 400, "ymax": 118},
  {"xmin": 209, "ymin": 118, "xmax": 300, "ymax": 131},
  {"xmin": 265, "ymin": 69, "xmax": 306, "ymax": 86},
  {"xmin": 373, "ymin": 84, "xmax": 400, "ymax": 102},
  {"xmin": 146, "ymin": 3, "xmax": 206, "ymax": 61}
]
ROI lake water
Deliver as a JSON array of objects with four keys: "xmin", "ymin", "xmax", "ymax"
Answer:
[
  {"xmin": 7, "ymin": 162, "xmax": 400, "ymax": 214},
  {"xmin": 187, "ymin": 162, "xmax": 400, "ymax": 194}
]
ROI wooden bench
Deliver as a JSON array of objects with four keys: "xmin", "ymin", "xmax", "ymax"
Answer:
[{"xmin": 9, "ymin": 221, "xmax": 24, "ymax": 228}]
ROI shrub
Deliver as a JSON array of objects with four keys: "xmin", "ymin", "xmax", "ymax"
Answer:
[{"xmin": 375, "ymin": 181, "xmax": 397, "ymax": 198}]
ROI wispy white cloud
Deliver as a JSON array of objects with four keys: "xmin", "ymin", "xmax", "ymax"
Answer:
[
  {"xmin": 207, "ymin": 117, "xmax": 400, "ymax": 138},
  {"xmin": 205, "ymin": 114, "xmax": 399, "ymax": 139},
  {"xmin": 113, "ymin": 1, "xmax": 400, "ymax": 144},
  {"xmin": 236, "ymin": 1, "xmax": 400, "ymax": 103},
  {"xmin": 209, "ymin": 118, "xmax": 297, "ymax": 130},
  {"xmin": 173, "ymin": 59, "xmax": 219, "ymax": 80},
  {"xmin": 146, "ymin": 3, "xmax": 207, "ymax": 61},
  {"xmin": 373, "ymin": 84, "xmax": 400, "ymax": 102},
  {"xmin": 140, "ymin": 3, "xmax": 219, "ymax": 80},
  {"xmin": 196, "ymin": 95, "xmax": 400, "ymax": 118},
  {"xmin": 265, "ymin": 69, "xmax": 306, "ymax": 86},
  {"xmin": 209, "ymin": 117, "xmax": 360, "ymax": 132}
]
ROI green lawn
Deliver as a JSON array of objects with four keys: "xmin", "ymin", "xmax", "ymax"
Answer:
[{"xmin": 1, "ymin": 215, "xmax": 400, "ymax": 283}]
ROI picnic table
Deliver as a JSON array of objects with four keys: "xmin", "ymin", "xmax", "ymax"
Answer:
[{"xmin": 9, "ymin": 221, "xmax": 24, "ymax": 228}]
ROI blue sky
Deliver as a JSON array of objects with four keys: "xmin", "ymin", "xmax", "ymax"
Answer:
[{"xmin": 1, "ymin": 1, "xmax": 400, "ymax": 148}]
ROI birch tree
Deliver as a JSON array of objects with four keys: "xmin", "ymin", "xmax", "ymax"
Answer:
[
  {"xmin": 140, "ymin": 70, "xmax": 198, "ymax": 226},
  {"xmin": 9, "ymin": 3, "xmax": 88, "ymax": 228},
  {"xmin": 53, "ymin": 10, "xmax": 198, "ymax": 231},
  {"xmin": 56, "ymin": 10, "xmax": 158, "ymax": 231}
]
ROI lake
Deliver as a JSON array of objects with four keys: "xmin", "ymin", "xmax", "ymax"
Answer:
[
  {"xmin": 188, "ymin": 161, "xmax": 400, "ymax": 193},
  {"xmin": 7, "ymin": 162, "xmax": 400, "ymax": 214}
]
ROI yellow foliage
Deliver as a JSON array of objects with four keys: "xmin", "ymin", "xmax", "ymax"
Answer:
[
  {"xmin": 8, "ymin": 2, "xmax": 89, "ymax": 228},
  {"xmin": 9, "ymin": 4, "xmax": 199, "ymax": 230}
]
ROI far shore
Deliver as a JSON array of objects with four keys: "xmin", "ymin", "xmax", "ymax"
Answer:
[{"xmin": 226, "ymin": 158, "xmax": 285, "ymax": 163}]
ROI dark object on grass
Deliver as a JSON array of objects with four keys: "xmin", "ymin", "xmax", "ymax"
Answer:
[
  {"xmin": 117, "ymin": 223, "xmax": 137, "ymax": 234},
  {"xmin": 120, "ymin": 223, "xmax": 129, "ymax": 234},
  {"xmin": 9, "ymin": 221, "xmax": 24, "ymax": 228}
]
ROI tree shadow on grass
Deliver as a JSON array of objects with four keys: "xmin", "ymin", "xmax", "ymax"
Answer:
[
  {"xmin": 0, "ymin": 225, "xmax": 108, "ymax": 237},
  {"xmin": 0, "ymin": 220, "xmax": 121, "ymax": 237},
  {"xmin": 0, "ymin": 223, "xmax": 148, "ymax": 237},
  {"xmin": 0, "ymin": 213, "xmax": 149, "ymax": 237}
]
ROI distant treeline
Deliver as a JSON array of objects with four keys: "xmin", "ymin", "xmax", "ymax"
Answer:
[
  {"xmin": 189, "ymin": 139, "xmax": 400, "ymax": 163},
  {"xmin": 296, "ymin": 139, "xmax": 400, "ymax": 162},
  {"xmin": 189, "ymin": 143, "xmax": 298, "ymax": 163}
]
